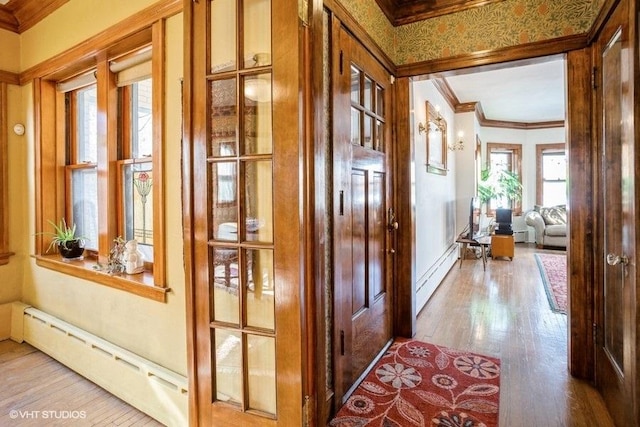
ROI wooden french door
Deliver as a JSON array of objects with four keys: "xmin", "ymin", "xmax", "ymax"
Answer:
[
  {"xmin": 185, "ymin": 1, "xmax": 305, "ymax": 426},
  {"xmin": 594, "ymin": 0, "xmax": 637, "ymax": 424},
  {"xmin": 332, "ymin": 24, "xmax": 395, "ymax": 405}
]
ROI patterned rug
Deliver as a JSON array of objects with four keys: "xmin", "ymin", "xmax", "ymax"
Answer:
[
  {"xmin": 534, "ymin": 253, "xmax": 567, "ymax": 314},
  {"xmin": 330, "ymin": 338, "xmax": 500, "ymax": 427}
]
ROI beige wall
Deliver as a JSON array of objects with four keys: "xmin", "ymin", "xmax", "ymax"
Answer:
[
  {"xmin": 20, "ymin": 0, "xmax": 158, "ymax": 70},
  {"xmin": 0, "ymin": 29, "xmax": 24, "ymax": 326},
  {"xmin": 0, "ymin": 28, "xmax": 20, "ymax": 72},
  {"xmin": 8, "ymin": 0, "xmax": 186, "ymax": 376}
]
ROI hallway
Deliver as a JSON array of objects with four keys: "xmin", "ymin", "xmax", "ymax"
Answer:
[{"xmin": 415, "ymin": 244, "xmax": 613, "ymax": 426}]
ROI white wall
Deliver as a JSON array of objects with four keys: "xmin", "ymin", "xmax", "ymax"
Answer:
[
  {"xmin": 478, "ymin": 126, "xmax": 566, "ymax": 210},
  {"xmin": 412, "ymin": 80, "xmax": 458, "ymax": 310},
  {"xmin": 476, "ymin": 126, "xmax": 566, "ymax": 240},
  {"xmin": 454, "ymin": 111, "xmax": 478, "ymax": 236}
]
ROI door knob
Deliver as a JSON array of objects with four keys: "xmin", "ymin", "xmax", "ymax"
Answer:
[
  {"xmin": 387, "ymin": 208, "xmax": 398, "ymax": 231},
  {"xmin": 606, "ymin": 253, "xmax": 629, "ymax": 266}
]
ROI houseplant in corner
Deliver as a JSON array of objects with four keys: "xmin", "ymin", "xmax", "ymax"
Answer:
[
  {"xmin": 42, "ymin": 219, "xmax": 86, "ymax": 260},
  {"xmin": 477, "ymin": 167, "xmax": 523, "ymax": 209}
]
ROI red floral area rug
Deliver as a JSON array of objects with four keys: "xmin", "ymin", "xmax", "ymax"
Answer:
[
  {"xmin": 534, "ymin": 253, "xmax": 567, "ymax": 314},
  {"xmin": 330, "ymin": 339, "xmax": 500, "ymax": 427}
]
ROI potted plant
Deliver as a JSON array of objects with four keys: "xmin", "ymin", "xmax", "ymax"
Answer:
[
  {"xmin": 478, "ymin": 167, "xmax": 523, "ymax": 208},
  {"xmin": 41, "ymin": 219, "xmax": 86, "ymax": 260}
]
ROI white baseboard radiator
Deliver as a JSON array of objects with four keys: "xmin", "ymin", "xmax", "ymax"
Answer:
[
  {"xmin": 416, "ymin": 244, "xmax": 458, "ymax": 312},
  {"xmin": 16, "ymin": 305, "xmax": 188, "ymax": 426}
]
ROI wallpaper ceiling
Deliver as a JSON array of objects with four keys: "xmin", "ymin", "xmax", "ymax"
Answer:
[{"xmin": 339, "ymin": 0, "xmax": 605, "ymax": 66}]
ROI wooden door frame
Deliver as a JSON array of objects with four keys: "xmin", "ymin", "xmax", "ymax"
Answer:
[
  {"xmin": 391, "ymin": 2, "xmax": 623, "ymax": 383},
  {"xmin": 312, "ymin": 1, "xmax": 623, "ymax": 424},
  {"xmin": 395, "ymin": 48, "xmax": 599, "ymax": 377}
]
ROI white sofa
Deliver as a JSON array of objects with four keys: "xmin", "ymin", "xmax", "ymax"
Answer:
[{"xmin": 524, "ymin": 205, "xmax": 567, "ymax": 248}]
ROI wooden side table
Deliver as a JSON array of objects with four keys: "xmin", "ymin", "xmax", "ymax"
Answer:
[{"xmin": 491, "ymin": 234, "xmax": 514, "ymax": 260}]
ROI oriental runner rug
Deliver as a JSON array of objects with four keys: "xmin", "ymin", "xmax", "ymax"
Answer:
[
  {"xmin": 534, "ymin": 253, "xmax": 567, "ymax": 314},
  {"xmin": 330, "ymin": 338, "xmax": 501, "ymax": 427}
]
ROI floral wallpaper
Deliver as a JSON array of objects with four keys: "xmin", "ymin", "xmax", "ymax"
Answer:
[
  {"xmin": 338, "ymin": 0, "xmax": 605, "ymax": 66},
  {"xmin": 338, "ymin": 0, "xmax": 396, "ymax": 60}
]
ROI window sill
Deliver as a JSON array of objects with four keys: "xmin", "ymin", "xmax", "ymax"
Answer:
[
  {"xmin": 35, "ymin": 254, "xmax": 169, "ymax": 302},
  {"xmin": 0, "ymin": 251, "xmax": 15, "ymax": 266}
]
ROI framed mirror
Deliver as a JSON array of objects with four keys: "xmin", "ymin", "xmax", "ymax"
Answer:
[{"xmin": 425, "ymin": 101, "xmax": 447, "ymax": 175}]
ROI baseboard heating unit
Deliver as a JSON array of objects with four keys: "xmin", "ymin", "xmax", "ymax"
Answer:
[{"xmin": 15, "ymin": 304, "xmax": 188, "ymax": 426}]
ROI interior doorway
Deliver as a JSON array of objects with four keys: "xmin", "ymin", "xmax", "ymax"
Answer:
[{"xmin": 409, "ymin": 54, "xmax": 568, "ymax": 314}]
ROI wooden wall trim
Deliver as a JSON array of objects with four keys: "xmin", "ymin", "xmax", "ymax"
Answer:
[
  {"xmin": 13, "ymin": 0, "xmax": 70, "ymax": 34},
  {"xmin": 394, "ymin": 76, "xmax": 416, "ymax": 338},
  {"xmin": 455, "ymin": 102, "xmax": 477, "ymax": 113},
  {"xmin": 397, "ymin": 33, "xmax": 587, "ymax": 77},
  {"xmin": 475, "ymin": 102, "xmax": 565, "ymax": 129},
  {"xmin": 431, "ymin": 78, "xmax": 458, "ymax": 111},
  {"xmin": 380, "ymin": 0, "xmax": 506, "ymax": 26},
  {"xmin": 477, "ymin": 118, "xmax": 565, "ymax": 130},
  {"xmin": 311, "ymin": 3, "xmax": 332, "ymax": 426},
  {"xmin": 151, "ymin": 20, "xmax": 167, "ymax": 288},
  {"xmin": 323, "ymin": 0, "xmax": 396, "ymax": 75},
  {"xmin": 182, "ymin": 0, "xmax": 199, "ymax": 423},
  {"xmin": 19, "ymin": 0, "xmax": 182, "ymax": 84},
  {"xmin": 0, "ymin": 8, "xmax": 18, "ymax": 33},
  {"xmin": 432, "ymin": 77, "xmax": 564, "ymax": 129},
  {"xmin": 0, "ymin": 70, "xmax": 19, "ymax": 85},
  {"xmin": 587, "ymin": 0, "xmax": 620, "ymax": 43},
  {"xmin": 566, "ymin": 47, "xmax": 594, "ymax": 380},
  {"xmin": 0, "ymin": 82, "xmax": 12, "ymax": 265}
]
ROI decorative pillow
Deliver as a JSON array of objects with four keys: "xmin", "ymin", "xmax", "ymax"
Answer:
[{"xmin": 535, "ymin": 205, "xmax": 567, "ymax": 225}]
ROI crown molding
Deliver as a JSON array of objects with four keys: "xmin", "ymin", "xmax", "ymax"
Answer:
[
  {"xmin": 375, "ymin": 0, "xmax": 506, "ymax": 26},
  {"xmin": 0, "ymin": 70, "xmax": 19, "ymax": 85},
  {"xmin": 431, "ymin": 77, "xmax": 565, "ymax": 130}
]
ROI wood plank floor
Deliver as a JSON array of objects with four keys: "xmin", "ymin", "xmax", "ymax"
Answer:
[
  {"xmin": 415, "ymin": 243, "xmax": 614, "ymax": 427},
  {"xmin": 0, "ymin": 340, "xmax": 164, "ymax": 426}
]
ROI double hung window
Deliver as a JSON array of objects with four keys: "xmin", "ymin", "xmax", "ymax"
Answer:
[
  {"xmin": 536, "ymin": 143, "xmax": 566, "ymax": 207},
  {"xmin": 486, "ymin": 143, "xmax": 522, "ymax": 215},
  {"xmin": 35, "ymin": 27, "xmax": 166, "ymax": 301},
  {"xmin": 66, "ymin": 82, "xmax": 99, "ymax": 251}
]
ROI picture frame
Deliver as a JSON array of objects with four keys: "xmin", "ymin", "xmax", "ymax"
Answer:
[{"xmin": 425, "ymin": 101, "xmax": 447, "ymax": 175}]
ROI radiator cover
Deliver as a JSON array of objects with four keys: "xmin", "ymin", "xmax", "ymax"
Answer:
[{"xmin": 16, "ymin": 305, "xmax": 188, "ymax": 427}]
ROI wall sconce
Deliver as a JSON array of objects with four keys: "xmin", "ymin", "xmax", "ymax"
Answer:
[
  {"xmin": 418, "ymin": 105, "xmax": 446, "ymax": 135},
  {"xmin": 448, "ymin": 130, "xmax": 465, "ymax": 151}
]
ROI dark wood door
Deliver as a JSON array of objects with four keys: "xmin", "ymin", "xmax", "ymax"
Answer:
[
  {"xmin": 333, "ymin": 24, "xmax": 394, "ymax": 405},
  {"xmin": 595, "ymin": 0, "xmax": 637, "ymax": 424}
]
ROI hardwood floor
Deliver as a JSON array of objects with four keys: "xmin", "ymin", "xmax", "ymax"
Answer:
[
  {"xmin": 0, "ymin": 340, "xmax": 163, "ymax": 426},
  {"xmin": 415, "ymin": 243, "xmax": 614, "ymax": 427}
]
